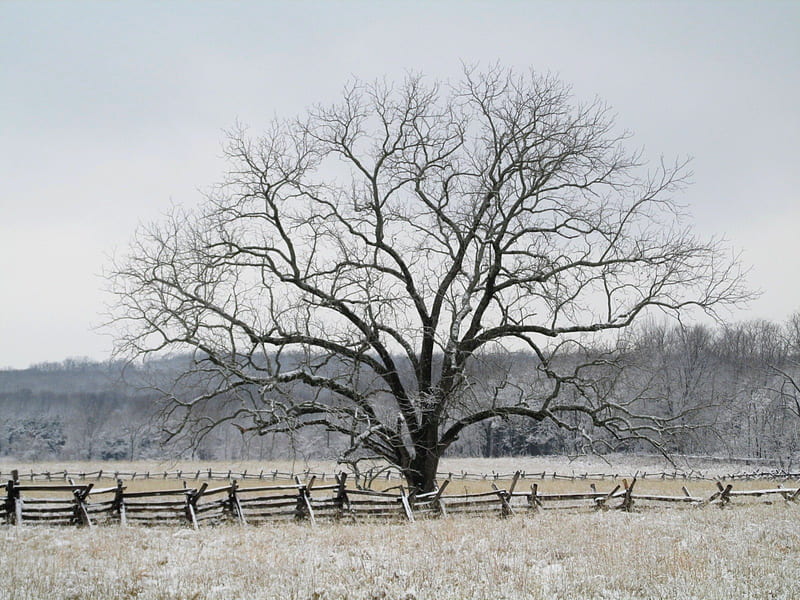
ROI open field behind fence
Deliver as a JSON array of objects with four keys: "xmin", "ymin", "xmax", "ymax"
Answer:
[
  {"xmin": 3, "ymin": 467, "xmax": 799, "ymax": 529},
  {"xmin": 5, "ymin": 465, "xmax": 799, "ymax": 485},
  {"xmin": 3, "ymin": 452, "xmax": 794, "ymax": 487}
]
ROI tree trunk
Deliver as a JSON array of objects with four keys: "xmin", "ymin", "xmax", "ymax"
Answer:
[
  {"xmin": 405, "ymin": 451, "xmax": 440, "ymax": 494},
  {"xmin": 483, "ymin": 422, "xmax": 495, "ymax": 458},
  {"xmin": 405, "ymin": 423, "xmax": 441, "ymax": 494}
]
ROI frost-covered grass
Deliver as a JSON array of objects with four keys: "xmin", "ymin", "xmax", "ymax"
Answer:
[{"xmin": 2, "ymin": 503, "xmax": 799, "ymax": 600}]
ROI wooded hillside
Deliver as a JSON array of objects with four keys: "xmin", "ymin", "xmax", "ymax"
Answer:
[{"xmin": 2, "ymin": 315, "xmax": 798, "ymax": 466}]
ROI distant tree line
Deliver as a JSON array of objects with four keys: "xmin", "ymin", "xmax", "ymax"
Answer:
[
  {"xmin": 1, "ymin": 313, "xmax": 798, "ymax": 466},
  {"xmin": 449, "ymin": 314, "xmax": 800, "ymax": 469}
]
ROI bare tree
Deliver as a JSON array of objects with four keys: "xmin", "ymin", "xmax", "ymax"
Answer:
[
  {"xmin": 620, "ymin": 322, "xmax": 725, "ymax": 455},
  {"xmin": 760, "ymin": 315, "xmax": 800, "ymax": 467},
  {"xmin": 109, "ymin": 67, "xmax": 749, "ymax": 492}
]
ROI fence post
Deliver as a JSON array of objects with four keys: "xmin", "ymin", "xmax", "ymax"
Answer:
[
  {"xmin": 491, "ymin": 483, "xmax": 513, "ymax": 518},
  {"xmin": 719, "ymin": 483, "xmax": 732, "ymax": 507},
  {"xmin": 7, "ymin": 470, "xmax": 21, "ymax": 526},
  {"xmin": 185, "ymin": 482, "xmax": 207, "ymax": 530},
  {"xmin": 527, "ymin": 483, "xmax": 542, "ymax": 512},
  {"xmin": 228, "ymin": 480, "xmax": 247, "ymax": 525},
  {"xmin": 72, "ymin": 483, "xmax": 94, "ymax": 528},
  {"xmin": 3, "ymin": 480, "xmax": 10, "ymax": 525},
  {"xmin": 398, "ymin": 487, "xmax": 415, "ymax": 522},
  {"xmin": 433, "ymin": 479, "xmax": 450, "ymax": 518},
  {"xmin": 185, "ymin": 492, "xmax": 198, "ymax": 530},
  {"xmin": 708, "ymin": 482, "xmax": 733, "ymax": 508},
  {"xmin": 294, "ymin": 477, "xmax": 316, "ymax": 526},
  {"xmin": 617, "ymin": 478, "xmax": 636, "ymax": 512},
  {"xmin": 113, "ymin": 479, "xmax": 127, "ymax": 527},
  {"xmin": 302, "ymin": 476, "xmax": 317, "ymax": 526},
  {"xmin": 334, "ymin": 473, "xmax": 349, "ymax": 520}
]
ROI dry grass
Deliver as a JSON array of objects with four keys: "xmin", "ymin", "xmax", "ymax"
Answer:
[
  {"xmin": 2, "ymin": 504, "xmax": 799, "ymax": 599},
  {"xmin": 1, "ymin": 453, "xmax": 781, "ymax": 481},
  {"xmin": 2, "ymin": 457, "xmax": 799, "ymax": 599}
]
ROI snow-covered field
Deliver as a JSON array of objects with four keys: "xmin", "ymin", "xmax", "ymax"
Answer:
[
  {"xmin": 2, "ymin": 456, "xmax": 798, "ymax": 599},
  {"xmin": 2, "ymin": 504, "xmax": 799, "ymax": 599}
]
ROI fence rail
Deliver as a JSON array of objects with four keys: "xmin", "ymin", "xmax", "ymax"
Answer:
[
  {"xmin": 3, "ymin": 469, "xmax": 798, "ymax": 529},
  {"xmin": 3, "ymin": 466, "xmax": 799, "ymax": 487}
]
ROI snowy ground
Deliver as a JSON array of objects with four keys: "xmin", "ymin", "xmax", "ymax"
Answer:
[
  {"xmin": 2, "ymin": 457, "xmax": 798, "ymax": 599},
  {"xmin": 2, "ymin": 502, "xmax": 799, "ymax": 599}
]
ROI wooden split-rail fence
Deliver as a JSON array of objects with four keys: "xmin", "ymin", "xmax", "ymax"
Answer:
[
  {"xmin": 3, "ymin": 466, "xmax": 799, "ymax": 487},
  {"xmin": 2, "ymin": 469, "xmax": 798, "ymax": 529}
]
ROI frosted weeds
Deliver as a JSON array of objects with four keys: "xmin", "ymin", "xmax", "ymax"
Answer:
[{"xmin": 2, "ymin": 505, "xmax": 799, "ymax": 599}]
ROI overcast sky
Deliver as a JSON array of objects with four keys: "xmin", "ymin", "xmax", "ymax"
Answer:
[{"xmin": 1, "ymin": 1, "xmax": 798, "ymax": 369}]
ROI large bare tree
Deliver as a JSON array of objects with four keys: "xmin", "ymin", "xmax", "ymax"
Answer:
[{"xmin": 110, "ymin": 67, "xmax": 749, "ymax": 492}]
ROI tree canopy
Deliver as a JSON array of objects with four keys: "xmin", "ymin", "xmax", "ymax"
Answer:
[{"xmin": 110, "ymin": 67, "xmax": 749, "ymax": 491}]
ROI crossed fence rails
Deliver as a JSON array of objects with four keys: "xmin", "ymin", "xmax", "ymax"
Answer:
[
  {"xmin": 3, "ymin": 469, "xmax": 799, "ymax": 529},
  {"xmin": 3, "ymin": 466, "xmax": 799, "ymax": 487}
]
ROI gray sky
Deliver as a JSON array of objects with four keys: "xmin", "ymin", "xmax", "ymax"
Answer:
[{"xmin": 1, "ymin": 1, "xmax": 798, "ymax": 369}]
